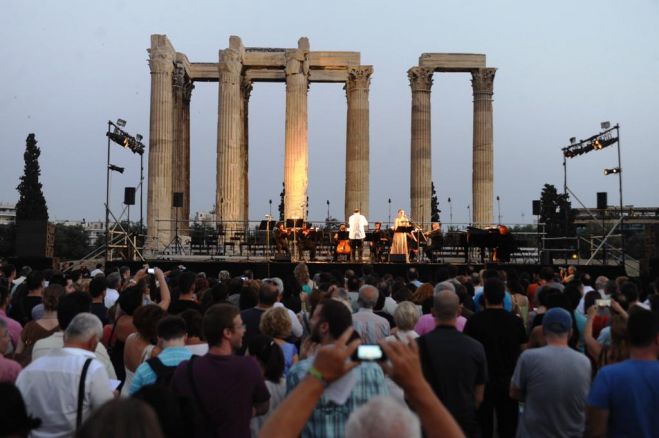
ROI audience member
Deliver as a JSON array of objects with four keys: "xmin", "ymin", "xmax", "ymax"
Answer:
[
  {"xmin": 17, "ymin": 313, "xmax": 114, "ymax": 437},
  {"xmin": 259, "ymin": 307, "xmax": 298, "ymax": 375},
  {"xmin": 172, "ymin": 303, "xmax": 270, "ymax": 436},
  {"xmin": 15, "ymin": 284, "xmax": 64, "ymax": 365},
  {"xmin": 352, "ymin": 284, "xmax": 391, "ymax": 343},
  {"xmin": 89, "ymin": 276, "xmax": 109, "ymax": 325},
  {"xmin": 77, "ymin": 398, "xmax": 164, "ymax": 438},
  {"xmin": 0, "ymin": 382, "xmax": 41, "ymax": 437},
  {"xmin": 0, "ymin": 318, "xmax": 21, "ymax": 382},
  {"xmin": 418, "ymin": 283, "xmax": 487, "ymax": 437},
  {"xmin": 287, "ymin": 299, "xmax": 388, "ymax": 437},
  {"xmin": 463, "ymin": 278, "xmax": 527, "ymax": 438},
  {"xmin": 587, "ymin": 309, "xmax": 659, "ymax": 437}
]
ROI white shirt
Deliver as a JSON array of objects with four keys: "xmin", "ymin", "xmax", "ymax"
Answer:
[
  {"xmin": 383, "ymin": 296, "xmax": 398, "ymax": 316},
  {"xmin": 32, "ymin": 331, "xmax": 117, "ymax": 379},
  {"xmin": 16, "ymin": 348, "xmax": 113, "ymax": 438},
  {"xmin": 348, "ymin": 213, "xmax": 368, "ymax": 239},
  {"xmin": 90, "ymin": 269, "xmax": 104, "ymax": 277},
  {"xmin": 273, "ymin": 302, "xmax": 304, "ymax": 338},
  {"xmin": 104, "ymin": 288, "xmax": 120, "ymax": 309}
]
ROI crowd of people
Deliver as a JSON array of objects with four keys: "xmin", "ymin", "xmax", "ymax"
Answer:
[{"xmin": 0, "ymin": 260, "xmax": 658, "ymax": 437}]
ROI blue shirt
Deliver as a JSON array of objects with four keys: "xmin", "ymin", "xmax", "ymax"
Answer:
[
  {"xmin": 129, "ymin": 346, "xmax": 192, "ymax": 395},
  {"xmin": 472, "ymin": 287, "xmax": 513, "ymax": 312},
  {"xmin": 287, "ymin": 357, "xmax": 388, "ymax": 438},
  {"xmin": 588, "ymin": 359, "xmax": 659, "ymax": 438}
]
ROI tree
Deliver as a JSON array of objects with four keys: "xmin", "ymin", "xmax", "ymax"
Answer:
[
  {"xmin": 0, "ymin": 224, "xmax": 16, "ymax": 257},
  {"xmin": 431, "ymin": 181, "xmax": 440, "ymax": 222},
  {"xmin": 16, "ymin": 134, "xmax": 48, "ymax": 221},
  {"xmin": 278, "ymin": 182, "xmax": 285, "ymax": 221},
  {"xmin": 539, "ymin": 184, "xmax": 575, "ymax": 247},
  {"xmin": 53, "ymin": 224, "xmax": 89, "ymax": 260}
]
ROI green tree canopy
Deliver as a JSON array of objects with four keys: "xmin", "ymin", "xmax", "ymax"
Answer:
[
  {"xmin": 16, "ymin": 133, "xmax": 48, "ymax": 221},
  {"xmin": 54, "ymin": 224, "xmax": 89, "ymax": 260},
  {"xmin": 539, "ymin": 183, "xmax": 575, "ymax": 240},
  {"xmin": 431, "ymin": 181, "xmax": 440, "ymax": 223}
]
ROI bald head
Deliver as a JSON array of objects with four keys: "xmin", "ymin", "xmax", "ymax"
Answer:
[
  {"xmin": 433, "ymin": 283, "xmax": 459, "ymax": 322},
  {"xmin": 358, "ymin": 285, "xmax": 379, "ymax": 309}
]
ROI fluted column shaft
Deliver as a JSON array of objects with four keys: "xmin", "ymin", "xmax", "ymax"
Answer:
[
  {"xmin": 216, "ymin": 48, "xmax": 243, "ymax": 232},
  {"xmin": 344, "ymin": 66, "xmax": 372, "ymax": 219},
  {"xmin": 409, "ymin": 67, "xmax": 434, "ymax": 227},
  {"xmin": 181, "ymin": 81, "xmax": 193, "ymax": 234},
  {"xmin": 172, "ymin": 62, "xmax": 185, "ymax": 234},
  {"xmin": 471, "ymin": 68, "xmax": 496, "ymax": 226},
  {"xmin": 283, "ymin": 44, "xmax": 309, "ymax": 220},
  {"xmin": 241, "ymin": 79, "xmax": 252, "ymax": 225},
  {"xmin": 146, "ymin": 36, "xmax": 175, "ymax": 249}
]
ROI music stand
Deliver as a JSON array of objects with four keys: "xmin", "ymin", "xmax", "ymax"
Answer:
[
  {"xmin": 395, "ymin": 226, "xmax": 415, "ymax": 234},
  {"xmin": 285, "ymin": 218, "xmax": 303, "ymax": 229},
  {"xmin": 259, "ymin": 220, "xmax": 276, "ymax": 257},
  {"xmin": 286, "ymin": 218, "xmax": 304, "ymax": 261}
]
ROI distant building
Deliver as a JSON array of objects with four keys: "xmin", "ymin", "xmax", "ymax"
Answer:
[
  {"xmin": 0, "ymin": 202, "xmax": 16, "ymax": 225},
  {"xmin": 52, "ymin": 219, "xmax": 105, "ymax": 246}
]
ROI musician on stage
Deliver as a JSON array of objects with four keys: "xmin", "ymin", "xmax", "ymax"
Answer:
[
  {"xmin": 348, "ymin": 208, "xmax": 368, "ymax": 262},
  {"xmin": 369, "ymin": 222, "xmax": 389, "ymax": 262},
  {"xmin": 333, "ymin": 224, "xmax": 350, "ymax": 262},
  {"xmin": 297, "ymin": 222, "xmax": 317, "ymax": 261},
  {"xmin": 390, "ymin": 209, "xmax": 410, "ymax": 262},
  {"xmin": 423, "ymin": 222, "xmax": 444, "ymax": 262},
  {"xmin": 274, "ymin": 222, "xmax": 290, "ymax": 256}
]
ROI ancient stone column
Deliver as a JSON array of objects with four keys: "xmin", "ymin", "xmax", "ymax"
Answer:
[
  {"xmin": 216, "ymin": 47, "xmax": 243, "ymax": 234},
  {"xmin": 344, "ymin": 66, "xmax": 373, "ymax": 220},
  {"xmin": 241, "ymin": 78, "xmax": 253, "ymax": 225},
  {"xmin": 146, "ymin": 35, "xmax": 176, "ymax": 250},
  {"xmin": 181, "ymin": 80, "xmax": 194, "ymax": 235},
  {"xmin": 283, "ymin": 38, "xmax": 310, "ymax": 220},
  {"xmin": 471, "ymin": 68, "xmax": 496, "ymax": 226},
  {"xmin": 408, "ymin": 67, "xmax": 434, "ymax": 227},
  {"xmin": 171, "ymin": 62, "xmax": 186, "ymax": 235}
]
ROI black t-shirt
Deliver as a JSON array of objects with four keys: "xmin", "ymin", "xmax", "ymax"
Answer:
[
  {"xmin": 418, "ymin": 326, "xmax": 488, "ymax": 437},
  {"xmin": 168, "ymin": 299, "xmax": 203, "ymax": 315},
  {"xmin": 90, "ymin": 302, "xmax": 109, "ymax": 325},
  {"xmin": 22, "ymin": 296, "xmax": 43, "ymax": 324},
  {"xmin": 463, "ymin": 309, "xmax": 527, "ymax": 381},
  {"xmin": 239, "ymin": 307, "xmax": 266, "ymax": 354}
]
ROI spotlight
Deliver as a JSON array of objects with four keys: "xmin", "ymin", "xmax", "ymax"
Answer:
[
  {"xmin": 601, "ymin": 121, "xmax": 610, "ymax": 130},
  {"xmin": 116, "ymin": 119, "xmax": 127, "ymax": 128},
  {"xmin": 135, "ymin": 134, "xmax": 143, "ymax": 142},
  {"xmin": 593, "ymin": 139, "xmax": 603, "ymax": 150},
  {"xmin": 603, "ymin": 167, "xmax": 620, "ymax": 176},
  {"xmin": 570, "ymin": 137, "xmax": 576, "ymax": 144},
  {"xmin": 108, "ymin": 164, "xmax": 125, "ymax": 174}
]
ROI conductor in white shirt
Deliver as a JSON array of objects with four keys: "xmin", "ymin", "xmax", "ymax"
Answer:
[{"xmin": 348, "ymin": 208, "xmax": 369, "ymax": 262}]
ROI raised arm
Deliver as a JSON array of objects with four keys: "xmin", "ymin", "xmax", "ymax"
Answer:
[
  {"xmin": 154, "ymin": 268, "xmax": 171, "ymax": 311},
  {"xmin": 584, "ymin": 306, "xmax": 602, "ymax": 361},
  {"xmin": 259, "ymin": 328, "xmax": 361, "ymax": 438}
]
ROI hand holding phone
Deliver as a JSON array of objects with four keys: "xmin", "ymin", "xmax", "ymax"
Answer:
[{"xmin": 351, "ymin": 344, "xmax": 387, "ymax": 362}]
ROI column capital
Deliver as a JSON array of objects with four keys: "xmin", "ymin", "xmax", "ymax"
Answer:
[
  {"xmin": 241, "ymin": 77, "xmax": 253, "ymax": 101},
  {"xmin": 148, "ymin": 46, "xmax": 175, "ymax": 74},
  {"xmin": 218, "ymin": 48, "xmax": 242, "ymax": 84},
  {"xmin": 471, "ymin": 68, "xmax": 497, "ymax": 95},
  {"xmin": 172, "ymin": 62, "xmax": 186, "ymax": 88},
  {"xmin": 182, "ymin": 81, "xmax": 194, "ymax": 104},
  {"xmin": 408, "ymin": 67, "xmax": 434, "ymax": 92},
  {"xmin": 346, "ymin": 66, "xmax": 373, "ymax": 92},
  {"xmin": 285, "ymin": 48, "xmax": 309, "ymax": 79}
]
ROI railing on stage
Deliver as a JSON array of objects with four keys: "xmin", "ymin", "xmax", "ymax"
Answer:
[{"xmin": 146, "ymin": 219, "xmax": 549, "ymax": 264}]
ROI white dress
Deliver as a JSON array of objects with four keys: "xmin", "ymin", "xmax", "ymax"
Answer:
[{"xmin": 120, "ymin": 343, "xmax": 155, "ymax": 397}]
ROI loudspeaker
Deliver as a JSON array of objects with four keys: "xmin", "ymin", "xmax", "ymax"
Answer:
[
  {"xmin": 532, "ymin": 200, "xmax": 541, "ymax": 216},
  {"xmin": 273, "ymin": 254, "xmax": 291, "ymax": 262},
  {"xmin": 389, "ymin": 254, "xmax": 407, "ymax": 263},
  {"xmin": 124, "ymin": 187, "xmax": 136, "ymax": 206},
  {"xmin": 172, "ymin": 192, "xmax": 183, "ymax": 208},
  {"xmin": 597, "ymin": 192, "xmax": 607, "ymax": 210}
]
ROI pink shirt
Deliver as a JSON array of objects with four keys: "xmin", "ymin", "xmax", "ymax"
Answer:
[
  {"xmin": 0, "ymin": 309, "xmax": 22, "ymax": 349},
  {"xmin": 0, "ymin": 355, "xmax": 22, "ymax": 383},
  {"xmin": 415, "ymin": 314, "xmax": 467, "ymax": 336}
]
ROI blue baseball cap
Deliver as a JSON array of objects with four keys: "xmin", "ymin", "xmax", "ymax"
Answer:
[{"xmin": 543, "ymin": 308, "xmax": 572, "ymax": 334}]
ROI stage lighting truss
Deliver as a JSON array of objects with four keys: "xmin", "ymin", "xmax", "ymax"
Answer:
[
  {"xmin": 106, "ymin": 120, "xmax": 145, "ymax": 155},
  {"xmin": 562, "ymin": 125, "xmax": 618, "ymax": 159}
]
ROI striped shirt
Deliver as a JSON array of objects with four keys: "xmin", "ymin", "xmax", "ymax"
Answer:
[
  {"xmin": 352, "ymin": 308, "xmax": 390, "ymax": 344},
  {"xmin": 129, "ymin": 346, "xmax": 192, "ymax": 395},
  {"xmin": 287, "ymin": 358, "xmax": 388, "ymax": 438}
]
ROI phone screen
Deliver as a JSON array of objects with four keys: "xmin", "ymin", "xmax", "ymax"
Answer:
[{"xmin": 353, "ymin": 345, "xmax": 385, "ymax": 361}]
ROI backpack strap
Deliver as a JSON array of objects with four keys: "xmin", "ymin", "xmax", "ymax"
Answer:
[
  {"xmin": 77, "ymin": 358, "xmax": 94, "ymax": 429},
  {"xmin": 146, "ymin": 356, "xmax": 167, "ymax": 377}
]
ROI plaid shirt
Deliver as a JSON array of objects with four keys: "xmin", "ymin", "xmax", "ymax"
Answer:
[{"xmin": 287, "ymin": 357, "xmax": 388, "ymax": 438}]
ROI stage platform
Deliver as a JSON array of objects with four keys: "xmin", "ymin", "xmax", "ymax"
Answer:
[{"xmin": 106, "ymin": 257, "xmax": 627, "ymax": 283}]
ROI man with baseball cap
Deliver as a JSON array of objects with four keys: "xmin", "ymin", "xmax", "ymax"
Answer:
[{"xmin": 509, "ymin": 308, "xmax": 591, "ymax": 437}]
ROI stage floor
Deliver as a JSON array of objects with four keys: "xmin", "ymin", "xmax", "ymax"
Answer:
[{"xmin": 106, "ymin": 257, "xmax": 626, "ymax": 283}]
